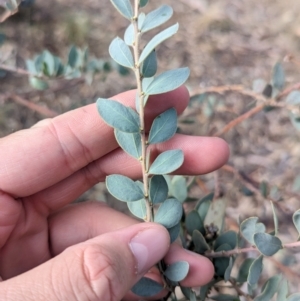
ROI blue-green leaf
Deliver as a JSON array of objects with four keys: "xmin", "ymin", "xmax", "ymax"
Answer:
[
  {"xmin": 131, "ymin": 277, "xmax": 163, "ymax": 297},
  {"xmin": 97, "ymin": 98, "xmax": 140, "ymax": 133},
  {"xmin": 124, "ymin": 24, "xmax": 134, "ymax": 46},
  {"xmin": 141, "ymin": 5, "xmax": 173, "ymax": 33},
  {"xmin": 193, "ymin": 230, "xmax": 210, "ymax": 254},
  {"xmin": 214, "ymin": 231, "xmax": 237, "ymax": 250},
  {"xmin": 277, "ymin": 278, "xmax": 288, "ymax": 301},
  {"xmin": 254, "ymin": 233, "xmax": 282, "ymax": 256},
  {"xmin": 168, "ymin": 223, "xmax": 181, "ymax": 243},
  {"xmin": 29, "ymin": 77, "xmax": 49, "ymax": 90},
  {"xmin": 254, "ymin": 275, "xmax": 281, "ymax": 301},
  {"xmin": 141, "ymin": 50, "xmax": 157, "ymax": 78},
  {"xmin": 170, "ymin": 176, "xmax": 187, "ymax": 203},
  {"xmin": 150, "ymin": 175, "xmax": 168, "ymax": 204},
  {"xmin": 247, "ymin": 255, "xmax": 263, "ymax": 286},
  {"xmin": 149, "ymin": 150, "xmax": 184, "ymax": 174},
  {"xmin": 43, "ymin": 50, "xmax": 56, "ymax": 76},
  {"xmin": 214, "ymin": 244, "xmax": 231, "ymax": 277},
  {"xmin": 144, "ymin": 68, "xmax": 190, "ymax": 95},
  {"xmin": 237, "ymin": 258, "xmax": 255, "ymax": 283},
  {"xmin": 106, "ymin": 174, "xmax": 144, "ymax": 202},
  {"xmin": 287, "ymin": 293, "xmax": 300, "ymax": 301},
  {"xmin": 186, "ymin": 210, "xmax": 204, "ymax": 236},
  {"xmin": 127, "ymin": 199, "xmax": 147, "ymax": 219},
  {"xmin": 114, "ymin": 130, "xmax": 141, "ymax": 159},
  {"xmin": 148, "ymin": 108, "xmax": 177, "ymax": 144},
  {"xmin": 155, "ymin": 198, "xmax": 183, "ymax": 228},
  {"xmin": 272, "ymin": 62, "xmax": 285, "ymax": 91},
  {"xmin": 240, "ymin": 217, "xmax": 259, "ymax": 245},
  {"xmin": 110, "ymin": 0, "xmax": 133, "ymax": 20},
  {"xmin": 139, "ymin": 0, "xmax": 148, "ymax": 7},
  {"xmin": 164, "ymin": 261, "xmax": 189, "ymax": 282},
  {"xmin": 26, "ymin": 60, "xmax": 38, "ymax": 76},
  {"xmin": 68, "ymin": 45, "xmax": 79, "ymax": 68},
  {"xmin": 224, "ymin": 257, "xmax": 234, "ymax": 282},
  {"xmin": 292, "ymin": 209, "xmax": 300, "ymax": 236},
  {"xmin": 139, "ymin": 23, "xmax": 179, "ymax": 64},
  {"xmin": 109, "ymin": 37, "xmax": 134, "ymax": 69},
  {"xmin": 138, "ymin": 12, "xmax": 146, "ymax": 29}
]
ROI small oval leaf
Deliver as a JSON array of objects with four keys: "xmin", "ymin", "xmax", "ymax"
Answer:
[
  {"xmin": 254, "ymin": 232, "xmax": 283, "ymax": 256},
  {"xmin": 97, "ymin": 98, "xmax": 140, "ymax": 133},
  {"xmin": 240, "ymin": 217, "xmax": 259, "ymax": 245},
  {"xmin": 237, "ymin": 258, "xmax": 255, "ymax": 283},
  {"xmin": 155, "ymin": 198, "xmax": 183, "ymax": 228},
  {"xmin": 149, "ymin": 175, "xmax": 168, "ymax": 204},
  {"xmin": 193, "ymin": 230, "xmax": 210, "ymax": 254},
  {"xmin": 168, "ymin": 223, "xmax": 181, "ymax": 243},
  {"xmin": 141, "ymin": 5, "xmax": 173, "ymax": 33},
  {"xmin": 164, "ymin": 261, "xmax": 189, "ymax": 282},
  {"xmin": 186, "ymin": 210, "xmax": 204, "ymax": 236},
  {"xmin": 114, "ymin": 130, "xmax": 141, "ymax": 159},
  {"xmin": 109, "ymin": 37, "xmax": 134, "ymax": 68},
  {"xmin": 214, "ymin": 231, "xmax": 237, "ymax": 251},
  {"xmin": 127, "ymin": 199, "xmax": 147, "ymax": 219},
  {"xmin": 106, "ymin": 174, "xmax": 144, "ymax": 202},
  {"xmin": 144, "ymin": 68, "xmax": 190, "ymax": 95},
  {"xmin": 139, "ymin": 23, "xmax": 179, "ymax": 64},
  {"xmin": 277, "ymin": 278, "xmax": 288, "ymax": 301},
  {"xmin": 224, "ymin": 257, "xmax": 234, "ymax": 282},
  {"xmin": 253, "ymin": 275, "xmax": 281, "ymax": 301},
  {"xmin": 110, "ymin": 0, "xmax": 133, "ymax": 20},
  {"xmin": 247, "ymin": 255, "xmax": 263, "ymax": 286},
  {"xmin": 293, "ymin": 209, "xmax": 300, "ymax": 236},
  {"xmin": 124, "ymin": 24, "xmax": 134, "ymax": 46},
  {"xmin": 272, "ymin": 62, "xmax": 285, "ymax": 91},
  {"xmin": 141, "ymin": 50, "xmax": 157, "ymax": 77},
  {"xmin": 149, "ymin": 149, "xmax": 184, "ymax": 175},
  {"xmin": 29, "ymin": 77, "xmax": 49, "ymax": 90},
  {"xmin": 170, "ymin": 176, "xmax": 187, "ymax": 203},
  {"xmin": 131, "ymin": 277, "xmax": 163, "ymax": 297},
  {"xmin": 148, "ymin": 108, "xmax": 177, "ymax": 144},
  {"xmin": 139, "ymin": 0, "xmax": 148, "ymax": 7}
]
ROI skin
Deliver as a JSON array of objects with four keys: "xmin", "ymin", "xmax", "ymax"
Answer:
[{"xmin": 0, "ymin": 86, "xmax": 229, "ymax": 300}]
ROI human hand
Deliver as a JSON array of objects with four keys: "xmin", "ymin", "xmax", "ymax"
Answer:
[{"xmin": 0, "ymin": 86, "xmax": 229, "ymax": 300}]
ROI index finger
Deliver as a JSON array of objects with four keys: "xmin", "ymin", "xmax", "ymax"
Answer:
[{"xmin": 0, "ymin": 87, "xmax": 189, "ymax": 197}]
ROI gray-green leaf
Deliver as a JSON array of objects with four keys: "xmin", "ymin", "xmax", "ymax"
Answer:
[
  {"xmin": 272, "ymin": 62, "xmax": 285, "ymax": 91},
  {"xmin": 287, "ymin": 293, "xmax": 300, "ymax": 301},
  {"xmin": 114, "ymin": 130, "xmax": 141, "ymax": 159},
  {"xmin": 127, "ymin": 199, "xmax": 147, "ymax": 219},
  {"xmin": 168, "ymin": 223, "xmax": 181, "ymax": 243},
  {"xmin": 254, "ymin": 275, "xmax": 281, "ymax": 301},
  {"xmin": 211, "ymin": 294, "xmax": 240, "ymax": 301},
  {"xmin": 131, "ymin": 277, "xmax": 163, "ymax": 297},
  {"xmin": 155, "ymin": 198, "xmax": 183, "ymax": 228},
  {"xmin": 139, "ymin": 23, "xmax": 179, "ymax": 64},
  {"xmin": 139, "ymin": 0, "xmax": 148, "ymax": 7},
  {"xmin": 193, "ymin": 230, "xmax": 210, "ymax": 254},
  {"xmin": 224, "ymin": 257, "xmax": 234, "ymax": 282},
  {"xmin": 144, "ymin": 68, "xmax": 190, "ymax": 95},
  {"xmin": 106, "ymin": 174, "xmax": 144, "ymax": 202},
  {"xmin": 237, "ymin": 258, "xmax": 255, "ymax": 283},
  {"xmin": 186, "ymin": 210, "xmax": 204, "ymax": 236},
  {"xmin": 149, "ymin": 149, "xmax": 184, "ymax": 174},
  {"xmin": 170, "ymin": 176, "xmax": 187, "ymax": 203},
  {"xmin": 150, "ymin": 175, "xmax": 168, "ymax": 204},
  {"xmin": 292, "ymin": 209, "xmax": 300, "ymax": 236},
  {"xmin": 110, "ymin": 0, "xmax": 133, "ymax": 20},
  {"xmin": 109, "ymin": 37, "xmax": 134, "ymax": 68},
  {"xmin": 97, "ymin": 98, "xmax": 140, "ymax": 133},
  {"xmin": 247, "ymin": 255, "xmax": 263, "ymax": 286},
  {"xmin": 124, "ymin": 24, "xmax": 134, "ymax": 46},
  {"xmin": 214, "ymin": 231, "xmax": 237, "ymax": 250},
  {"xmin": 141, "ymin": 5, "xmax": 173, "ymax": 33},
  {"xmin": 29, "ymin": 77, "xmax": 49, "ymax": 90},
  {"xmin": 277, "ymin": 278, "xmax": 288, "ymax": 301},
  {"xmin": 240, "ymin": 217, "xmax": 259, "ymax": 245},
  {"xmin": 148, "ymin": 108, "xmax": 177, "ymax": 144},
  {"xmin": 254, "ymin": 232, "xmax": 282, "ymax": 256},
  {"xmin": 164, "ymin": 261, "xmax": 189, "ymax": 282},
  {"xmin": 141, "ymin": 50, "xmax": 157, "ymax": 78}
]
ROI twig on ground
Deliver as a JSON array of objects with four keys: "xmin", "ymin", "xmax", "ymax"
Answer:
[
  {"xmin": 2, "ymin": 93, "xmax": 58, "ymax": 117},
  {"xmin": 0, "ymin": 63, "xmax": 32, "ymax": 76}
]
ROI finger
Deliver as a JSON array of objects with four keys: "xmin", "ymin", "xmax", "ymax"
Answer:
[
  {"xmin": 0, "ymin": 223, "xmax": 170, "ymax": 301},
  {"xmin": 0, "ymin": 87, "xmax": 189, "ymax": 197},
  {"xmin": 30, "ymin": 135, "xmax": 229, "ymax": 212},
  {"xmin": 49, "ymin": 201, "xmax": 214, "ymax": 287}
]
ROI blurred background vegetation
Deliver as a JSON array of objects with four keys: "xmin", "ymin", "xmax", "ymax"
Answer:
[{"xmin": 1, "ymin": 0, "xmax": 300, "ymax": 297}]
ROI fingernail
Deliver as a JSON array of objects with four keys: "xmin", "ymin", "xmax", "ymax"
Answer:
[{"xmin": 129, "ymin": 227, "xmax": 169, "ymax": 275}]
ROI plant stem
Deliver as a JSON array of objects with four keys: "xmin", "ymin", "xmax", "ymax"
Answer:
[
  {"xmin": 205, "ymin": 240, "xmax": 300, "ymax": 258},
  {"xmin": 132, "ymin": 0, "xmax": 152, "ymax": 222}
]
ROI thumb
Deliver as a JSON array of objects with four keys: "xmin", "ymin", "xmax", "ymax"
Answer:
[{"xmin": 0, "ymin": 223, "xmax": 170, "ymax": 301}]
